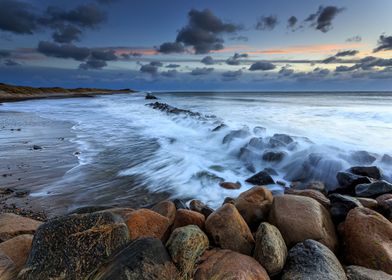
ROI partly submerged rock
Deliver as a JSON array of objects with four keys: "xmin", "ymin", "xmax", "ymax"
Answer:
[
  {"xmin": 350, "ymin": 150, "xmax": 377, "ymax": 165},
  {"xmin": 282, "ymin": 239, "xmax": 347, "ymax": 280},
  {"xmin": 194, "ymin": 249, "xmax": 270, "ymax": 280},
  {"xmin": 348, "ymin": 166, "xmax": 382, "ymax": 180},
  {"xmin": 92, "ymin": 237, "xmax": 179, "ymax": 280},
  {"xmin": 329, "ymin": 193, "xmax": 362, "ymax": 224},
  {"xmin": 205, "ymin": 203, "xmax": 254, "ymax": 255},
  {"xmin": 0, "ymin": 213, "xmax": 42, "ymax": 242},
  {"xmin": 152, "ymin": 200, "xmax": 177, "ymax": 225},
  {"xmin": 355, "ymin": 180, "xmax": 392, "ymax": 197},
  {"xmin": 245, "ymin": 170, "xmax": 275, "ymax": 185},
  {"xmin": 335, "ymin": 172, "xmax": 372, "ymax": 194},
  {"xmin": 219, "ymin": 181, "xmax": 241, "ymax": 190},
  {"xmin": 18, "ymin": 211, "xmax": 130, "ymax": 280},
  {"xmin": 262, "ymin": 151, "xmax": 286, "ymax": 162},
  {"xmin": 189, "ymin": 200, "xmax": 213, "ymax": 218},
  {"xmin": 253, "ymin": 222, "xmax": 287, "ymax": 276},
  {"xmin": 222, "ymin": 127, "xmax": 250, "ymax": 144},
  {"xmin": 166, "ymin": 225, "xmax": 209, "ymax": 278},
  {"xmin": 345, "ymin": 265, "xmax": 392, "ymax": 280}
]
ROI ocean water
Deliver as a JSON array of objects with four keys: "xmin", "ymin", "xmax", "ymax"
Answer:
[{"xmin": 2, "ymin": 91, "xmax": 392, "ymax": 210}]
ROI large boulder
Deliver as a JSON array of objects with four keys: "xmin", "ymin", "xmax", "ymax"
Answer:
[
  {"xmin": 125, "ymin": 209, "xmax": 170, "ymax": 240},
  {"xmin": 348, "ymin": 166, "xmax": 382, "ymax": 180},
  {"xmin": 376, "ymin": 194, "xmax": 392, "ymax": 221},
  {"xmin": 92, "ymin": 237, "xmax": 179, "ymax": 280},
  {"xmin": 356, "ymin": 197, "xmax": 378, "ymax": 210},
  {"xmin": 344, "ymin": 207, "xmax": 392, "ymax": 274},
  {"xmin": 166, "ymin": 225, "xmax": 209, "ymax": 278},
  {"xmin": 345, "ymin": 265, "xmax": 392, "ymax": 280},
  {"xmin": 253, "ymin": 222, "xmax": 287, "ymax": 276},
  {"xmin": 0, "ymin": 252, "xmax": 17, "ymax": 280},
  {"xmin": 282, "ymin": 239, "xmax": 347, "ymax": 280},
  {"xmin": 269, "ymin": 195, "xmax": 338, "ymax": 252},
  {"xmin": 18, "ymin": 212, "xmax": 130, "ymax": 279},
  {"xmin": 262, "ymin": 151, "xmax": 286, "ymax": 162},
  {"xmin": 355, "ymin": 180, "xmax": 392, "ymax": 197},
  {"xmin": 189, "ymin": 200, "xmax": 213, "ymax": 218},
  {"xmin": 335, "ymin": 172, "xmax": 372, "ymax": 194},
  {"xmin": 0, "ymin": 234, "xmax": 33, "ymax": 271},
  {"xmin": 234, "ymin": 186, "xmax": 273, "ymax": 230},
  {"xmin": 285, "ymin": 188, "xmax": 330, "ymax": 209},
  {"xmin": 350, "ymin": 151, "xmax": 377, "ymax": 165},
  {"xmin": 152, "ymin": 200, "xmax": 177, "ymax": 225},
  {"xmin": 245, "ymin": 171, "xmax": 275, "ymax": 185},
  {"xmin": 329, "ymin": 194, "xmax": 362, "ymax": 224},
  {"xmin": 194, "ymin": 249, "xmax": 270, "ymax": 280},
  {"xmin": 205, "ymin": 203, "xmax": 254, "ymax": 255},
  {"xmin": 0, "ymin": 213, "xmax": 42, "ymax": 241},
  {"xmin": 219, "ymin": 181, "xmax": 241, "ymax": 190},
  {"xmin": 173, "ymin": 209, "xmax": 205, "ymax": 230}
]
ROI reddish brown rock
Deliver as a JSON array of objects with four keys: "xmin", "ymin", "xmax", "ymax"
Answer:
[
  {"xmin": 234, "ymin": 186, "xmax": 273, "ymax": 230},
  {"xmin": 0, "ymin": 234, "xmax": 33, "ymax": 271},
  {"xmin": 173, "ymin": 209, "xmax": 205, "ymax": 230},
  {"xmin": 219, "ymin": 181, "xmax": 241, "ymax": 190},
  {"xmin": 205, "ymin": 203, "xmax": 254, "ymax": 255},
  {"xmin": 356, "ymin": 197, "xmax": 378, "ymax": 209},
  {"xmin": 125, "ymin": 209, "xmax": 170, "ymax": 240},
  {"xmin": 152, "ymin": 200, "xmax": 177, "ymax": 225},
  {"xmin": 194, "ymin": 249, "xmax": 270, "ymax": 280},
  {"xmin": 344, "ymin": 207, "xmax": 392, "ymax": 274},
  {"xmin": 0, "ymin": 213, "xmax": 42, "ymax": 241},
  {"xmin": 269, "ymin": 195, "xmax": 338, "ymax": 252},
  {"xmin": 285, "ymin": 188, "xmax": 330, "ymax": 209}
]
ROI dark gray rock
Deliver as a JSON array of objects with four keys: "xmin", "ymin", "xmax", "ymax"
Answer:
[
  {"xmin": 346, "ymin": 265, "xmax": 392, "ymax": 280},
  {"xmin": 351, "ymin": 151, "xmax": 377, "ymax": 165},
  {"xmin": 189, "ymin": 200, "xmax": 213, "ymax": 218},
  {"xmin": 172, "ymin": 199, "xmax": 188, "ymax": 210},
  {"xmin": 247, "ymin": 137, "xmax": 265, "ymax": 150},
  {"xmin": 335, "ymin": 172, "xmax": 372, "ymax": 194},
  {"xmin": 18, "ymin": 212, "xmax": 130, "ymax": 280},
  {"xmin": 381, "ymin": 154, "xmax": 392, "ymax": 165},
  {"xmin": 262, "ymin": 151, "xmax": 286, "ymax": 162},
  {"xmin": 92, "ymin": 237, "xmax": 179, "ymax": 280},
  {"xmin": 355, "ymin": 180, "xmax": 392, "ymax": 198},
  {"xmin": 246, "ymin": 171, "xmax": 275, "ymax": 185},
  {"xmin": 348, "ymin": 166, "xmax": 382, "ymax": 180},
  {"xmin": 263, "ymin": 167, "xmax": 278, "ymax": 176},
  {"xmin": 32, "ymin": 145, "xmax": 42, "ymax": 150},
  {"xmin": 222, "ymin": 127, "xmax": 250, "ymax": 144},
  {"xmin": 212, "ymin": 123, "xmax": 227, "ymax": 132},
  {"xmin": 329, "ymin": 194, "xmax": 362, "ymax": 224},
  {"xmin": 272, "ymin": 133, "xmax": 294, "ymax": 145},
  {"xmin": 282, "ymin": 239, "xmax": 347, "ymax": 280},
  {"xmin": 145, "ymin": 93, "xmax": 158, "ymax": 99}
]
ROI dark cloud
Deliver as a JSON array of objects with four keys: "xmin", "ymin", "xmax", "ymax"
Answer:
[
  {"xmin": 287, "ymin": 16, "xmax": 298, "ymax": 30},
  {"xmin": 335, "ymin": 50, "xmax": 359, "ymax": 57},
  {"xmin": 374, "ymin": 35, "xmax": 392, "ymax": 52},
  {"xmin": 166, "ymin": 64, "xmax": 180, "ymax": 68},
  {"xmin": 38, "ymin": 41, "xmax": 90, "ymax": 61},
  {"xmin": 157, "ymin": 42, "xmax": 185, "ymax": 54},
  {"xmin": 91, "ymin": 50, "xmax": 117, "ymax": 61},
  {"xmin": 346, "ymin": 35, "xmax": 362, "ymax": 42},
  {"xmin": 229, "ymin": 35, "xmax": 248, "ymax": 42},
  {"xmin": 174, "ymin": 9, "xmax": 240, "ymax": 54},
  {"xmin": 0, "ymin": 50, "xmax": 11, "ymax": 58},
  {"xmin": 201, "ymin": 56, "xmax": 215, "ymax": 65},
  {"xmin": 306, "ymin": 6, "xmax": 344, "ymax": 33},
  {"xmin": 256, "ymin": 15, "xmax": 278, "ymax": 31},
  {"xmin": 292, "ymin": 67, "xmax": 330, "ymax": 82},
  {"xmin": 52, "ymin": 24, "xmax": 82, "ymax": 43},
  {"xmin": 322, "ymin": 56, "xmax": 340, "ymax": 64},
  {"xmin": 140, "ymin": 64, "xmax": 158, "ymax": 75},
  {"xmin": 226, "ymin": 53, "xmax": 248, "ymax": 65},
  {"xmin": 0, "ymin": 0, "xmax": 39, "ymax": 34},
  {"xmin": 222, "ymin": 70, "xmax": 242, "ymax": 80},
  {"xmin": 249, "ymin": 61, "xmax": 276, "ymax": 71},
  {"xmin": 279, "ymin": 66, "xmax": 294, "ymax": 76},
  {"xmin": 335, "ymin": 56, "xmax": 392, "ymax": 73},
  {"xmin": 79, "ymin": 58, "xmax": 107, "ymax": 70},
  {"xmin": 46, "ymin": 3, "xmax": 106, "ymax": 28},
  {"xmin": 150, "ymin": 61, "xmax": 163, "ymax": 67},
  {"xmin": 120, "ymin": 52, "xmax": 142, "ymax": 60},
  {"xmin": 190, "ymin": 67, "xmax": 214, "ymax": 75},
  {"xmin": 4, "ymin": 59, "xmax": 20, "ymax": 66},
  {"xmin": 161, "ymin": 70, "xmax": 178, "ymax": 78}
]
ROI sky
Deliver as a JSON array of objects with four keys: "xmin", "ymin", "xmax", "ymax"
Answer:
[{"xmin": 0, "ymin": 0, "xmax": 392, "ymax": 91}]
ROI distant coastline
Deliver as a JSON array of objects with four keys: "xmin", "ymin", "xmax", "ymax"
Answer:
[{"xmin": 0, "ymin": 83, "xmax": 135, "ymax": 103}]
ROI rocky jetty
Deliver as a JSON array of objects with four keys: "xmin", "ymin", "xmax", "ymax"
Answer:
[{"xmin": 1, "ymin": 166, "xmax": 392, "ymax": 279}]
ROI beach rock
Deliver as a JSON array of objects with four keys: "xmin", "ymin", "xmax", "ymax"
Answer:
[
  {"xmin": 285, "ymin": 188, "xmax": 330, "ymax": 209},
  {"xmin": 262, "ymin": 151, "xmax": 286, "ymax": 162},
  {"xmin": 344, "ymin": 207, "xmax": 392, "ymax": 274},
  {"xmin": 173, "ymin": 209, "xmax": 205, "ymax": 231},
  {"xmin": 68, "ymin": 205, "xmax": 112, "ymax": 215},
  {"xmin": 376, "ymin": 194, "xmax": 392, "ymax": 220},
  {"xmin": 306, "ymin": 180, "xmax": 326, "ymax": 193},
  {"xmin": 0, "ymin": 213, "xmax": 42, "ymax": 241},
  {"xmin": 189, "ymin": 200, "xmax": 213, "ymax": 218},
  {"xmin": 212, "ymin": 123, "xmax": 227, "ymax": 132},
  {"xmin": 272, "ymin": 133, "xmax": 294, "ymax": 145},
  {"xmin": 166, "ymin": 225, "xmax": 209, "ymax": 277},
  {"xmin": 356, "ymin": 197, "xmax": 378, "ymax": 209},
  {"xmin": 222, "ymin": 127, "xmax": 250, "ymax": 144},
  {"xmin": 152, "ymin": 200, "xmax": 177, "ymax": 225},
  {"xmin": 234, "ymin": 186, "xmax": 273, "ymax": 230},
  {"xmin": 329, "ymin": 194, "xmax": 362, "ymax": 224},
  {"xmin": 96, "ymin": 207, "xmax": 134, "ymax": 220},
  {"xmin": 248, "ymin": 137, "xmax": 265, "ymax": 149},
  {"xmin": 253, "ymin": 222, "xmax": 287, "ymax": 276},
  {"xmin": 0, "ymin": 234, "xmax": 32, "ymax": 271},
  {"xmin": 269, "ymin": 195, "xmax": 338, "ymax": 252},
  {"xmin": 355, "ymin": 180, "xmax": 392, "ymax": 197},
  {"xmin": 348, "ymin": 166, "xmax": 382, "ymax": 180},
  {"xmin": 381, "ymin": 154, "xmax": 392, "ymax": 165},
  {"xmin": 145, "ymin": 93, "xmax": 157, "ymax": 99},
  {"xmin": 346, "ymin": 265, "xmax": 392, "ymax": 280},
  {"xmin": 194, "ymin": 249, "xmax": 270, "ymax": 280},
  {"xmin": 253, "ymin": 126, "xmax": 266, "ymax": 135},
  {"xmin": 32, "ymin": 145, "xmax": 42, "ymax": 150},
  {"xmin": 263, "ymin": 167, "xmax": 278, "ymax": 176},
  {"xmin": 92, "ymin": 237, "xmax": 179, "ymax": 280},
  {"xmin": 246, "ymin": 170, "xmax": 275, "ymax": 185},
  {"xmin": 18, "ymin": 211, "xmax": 129, "ymax": 280},
  {"xmin": 172, "ymin": 198, "xmax": 188, "ymax": 210},
  {"xmin": 351, "ymin": 151, "xmax": 377, "ymax": 165},
  {"xmin": 222, "ymin": 197, "xmax": 235, "ymax": 205},
  {"xmin": 125, "ymin": 209, "xmax": 170, "ymax": 240},
  {"xmin": 0, "ymin": 252, "xmax": 17, "ymax": 280},
  {"xmin": 282, "ymin": 239, "xmax": 346, "ymax": 280},
  {"xmin": 219, "ymin": 181, "xmax": 241, "ymax": 190},
  {"xmin": 205, "ymin": 203, "xmax": 254, "ymax": 255},
  {"xmin": 335, "ymin": 172, "xmax": 372, "ymax": 194}
]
